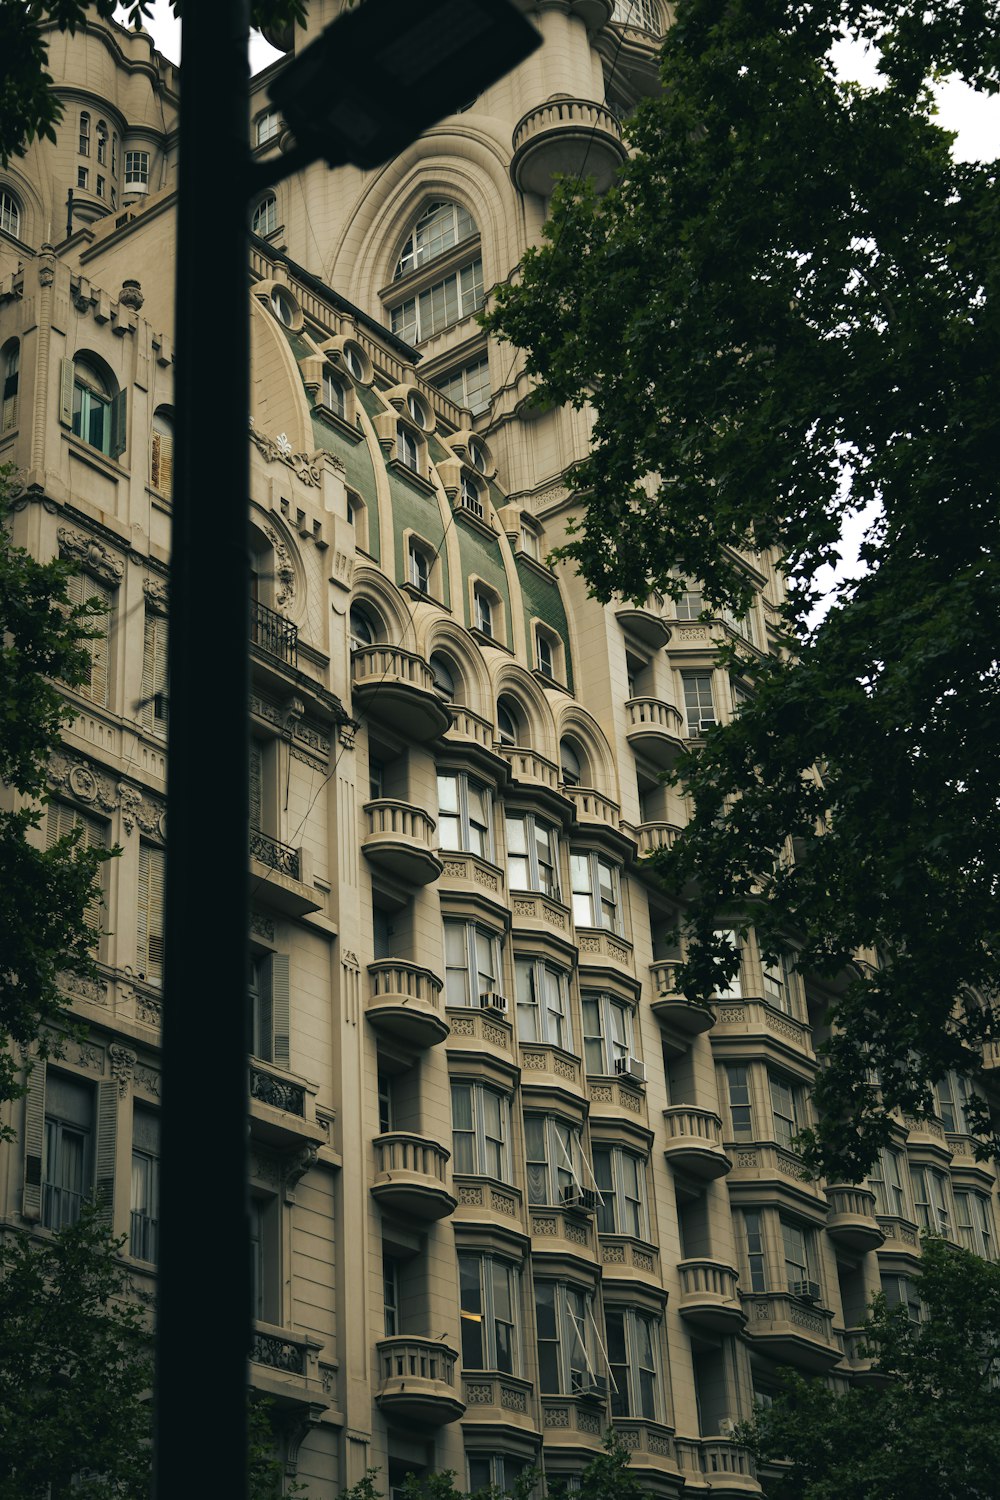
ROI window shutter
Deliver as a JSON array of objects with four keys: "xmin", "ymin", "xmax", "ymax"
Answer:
[
  {"xmin": 22, "ymin": 1059, "xmax": 46, "ymax": 1221},
  {"xmin": 151, "ymin": 427, "xmax": 173, "ymax": 492},
  {"xmin": 64, "ymin": 572, "xmax": 112, "ymax": 706},
  {"xmin": 249, "ymin": 741, "xmax": 263, "ymax": 832},
  {"xmin": 256, "ymin": 954, "xmax": 275, "ymax": 1064},
  {"xmin": 109, "ymin": 388, "xmax": 127, "ymax": 458},
  {"xmin": 59, "ymin": 357, "xmax": 74, "ymax": 427},
  {"xmin": 80, "ymin": 813, "xmax": 107, "ymax": 935},
  {"xmin": 271, "ymin": 953, "xmax": 290, "ymax": 1069},
  {"xmin": 95, "ymin": 1079, "xmax": 119, "ymax": 1226},
  {"xmin": 141, "ymin": 613, "xmax": 168, "ymax": 732},
  {"xmin": 137, "ymin": 843, "xmax": 165, "ymax": 984}
]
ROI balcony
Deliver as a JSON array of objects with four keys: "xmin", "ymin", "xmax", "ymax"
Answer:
[
  {"xmin": 511, "ymin": 97, "xmax": 627, "ymax": 196},
  {"xmin": 249, "ymin": 1059, "xmax": 328, "ymax": 1149},
  {"xmin": 497, "ymin": 744, "xmax": 572, "ymax": 815},
  {"xmin": 250, "ymin": 1320, "xmax": 329, "ymax": 1411},
  {"xmin": 663, "ymin": 1107, "xmax": 732, "ymax": 1180},
  {"xmin": 251, "ymin": 600, "xmax": 297, "ymax": 669},
  {"xmin": 375, "ymin": 1336, "xmax": 465, "ymax": 1427},
  {"xmin": 367, "ymin": 960, "xmax": 449, "ymax": 1049},
  {"xmin": 538, "ymin": 1392, "xmax": 607, "ymax": 1449},
  {"xmin": 677, "ymin": 1258, "xmax": 745, "ymax": 1334},
  {"xmin": 351, "ymin": 645, "xmax": 451, "ymax": 742},
  {"xmin": 614, "ymin": 598, "xmax": 671, "ymax": 648},
  {"xmin": 362, "ymin": 799, "xmax": 443, "ymax": 886},
  {"xmin": 700, "ymin": 1441, "xmax": 758, "ymax": 1493},
  {"xmin": 251, "ymin": 827, "xmax": 299, "ymax": 881},
  {"xmin": 459, "ymin": 1372, "xmax": 536, "ymax": 1434},
  {"xmin": 824, "ymin": 1185, "xmax": 885, "ymax": 1253},
  {"xmin": 741, "ymin": 1290, "xmax": 841, "ymax": 1371},
  {"xmin": 371, "ymin": 1132, "xmax": 456, "ymax": 1221},
  {"xmin": 443, "ymin": 705, "xmax": 508, "ymax": 773},
  {"xmin": 649, "ymin": 961, "xmax": 715, "ymax": 1039},
  {"xmin": 625, "ymin": 698, "xmax": 687, "ymax": 770},
  {"xmin": 249, "ymin": 828, "xmax": 320, "ymax": 917},
  {"xmin": 635, "ymin": 821, "xmax": 682, "ymax": 859}
]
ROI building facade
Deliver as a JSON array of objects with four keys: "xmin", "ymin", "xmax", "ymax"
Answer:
[{"xmin": 1, "ymin": 3, "xmax": 998, "ymax": 1496}]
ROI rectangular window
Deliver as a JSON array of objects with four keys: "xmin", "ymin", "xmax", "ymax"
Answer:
[
  {"xmin": 451, "ymin": 1083, "xmax": 510, "ymax": 1181},
  {"xmin": 593, "ymin": 1147, "xmax": 647, "ymax": 1238},
  {"xmin": 682, "ymin": 670, "xmax": 716, "ymax": 737},
  {"xmin": 391, "ymin": 258, "xmax": 484, "ymax": 344},
  {"xmin": 250, "ymin": 1194, "xmax": 280, "ymax": 1323},
  {"xmin": 725, "ymin": 1064, "xmax": 754, "ymax": 1140},
  {"xmin": 397, "ymin": 424, "xmax": 420, "ymax": 471},
  {"xmin": 761, "ymin": 952, "xmax": 793, "ymax": 1014},
  {"xmin": 882, "ymin": 1273, "xmax": 922, "ymax": 1323},
  {"xmin": 433, "ymin": 355, "xmax": 492, "ymax": 414},
  {"xmin": 515, "ymin": 956, "xmax": 570, "ymax": 1048},
  {"xmin": 781, "ymin": 1217, "xmax": 817, "ymax": 1293},
  {"xmin": 955, "ymin": 1191, "xmax": 995, "ymax": 1259},
  {"xmin": 674, "ymin": 586, "xmax": 704, "ymax": 620},
  {"xmin": 256, "ymin": 109, "xmax": 280, "ymax": 145},
  {"xmin": 582, "ymin": 992, "xmax": 633, "ymax": 1076},
  {"xmin": 606, "ymin": 1307, "xmax": 660, "ymax": 1419},
  {"xmin": 408, "ymin": 539, "xmax": 429, "ymax": 591},
  {"xmin": 570, "ymin": 850, "xmax": 622, "ymax": 933},
  {"xmin": 124, "ymin": 150, "xmax": 150, "ymax": 189},
  {"xmin": 474, "ymin": 587, "xmax": 493, "ymax": 636},
  {"xmin": 713, "ymin": 928, "xmax": 743, "ymax": 997},
  {"xmin": 868, "ymin": 1145, "xmax": 907, "ymax": 1218},
  {"xmin": 141, "ymin": 610, "xmax": 168, "ymax": 735},
  {"xmin": 64, "ymin": 571, "xmax": 113, "ymax": 706},
  {"xmin": 78, "ymin": 167, "xmax": 89, "ymax": 189},
  {"xmin": 383, "ymin": 1253, "xmax": 400, "ymax": 1335},
  {"xmin": 468, "ymin": 1458, "xmax": 528, "ymax": 1494},
  {"xmin": 130, "ymin": 1104, "xmax": 160, "ymax": 1262},
  {"xmin": 740, "ymin": 1209, "xmax": 767, "ymax": 1292},
  {"xmin": 444, "ymin": 919, "xmax": 501, "ymax": 1008},
  {"xmin": 506, "ymin": 812, "xmax": 560, "ymax": 898},
  {"xmin": 459, "ymin": 1254, "xmax": 519, "ymax": 1374},
  {"xmin": 769, "ymin": 1073, "xmax": 800, "ymax": 1150},
  {"xmin": 525, "ymin": 1114, "xmax": 585, "ymax": 1206},
  {"xmin": 535, "ymin": 1282, "xmax": 598, "ymax": 1395},
  {"xmin": 42, "ymin": 1072, "xmax": 94, "ymax": 1230},
  {"xmin": 935, "ymin": 1070, "xmax": 973, "ymax": 1135},
  {"xmin": 45, "ymin": 802, "xmax": 107, "ymax": 947},
  {"xmin": 437, "ymin": 771, "xmax": 492, "ymax": 858},
  {"xmin": 136, "ymin": 841, "xmax": 166, "ymax": 985},
  {"xmin": 912, "ymin": 1165, "xmax": 951, "ymax": 1236}
]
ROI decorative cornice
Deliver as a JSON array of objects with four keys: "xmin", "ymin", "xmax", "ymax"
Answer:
[
  {"xmin": 143, "ymin": 575, "xmax": 169, "ymax": 614},
  {"xmin": 57, "ymin": 525, "xmax": 125, "ymax": 586},
  {"xmin": 249, "ymin": 418, "xmax": 324, "ymax": 487},
  {"xmin": 48, "ymin": 750, "xmax": 166, "ymax": 839}
]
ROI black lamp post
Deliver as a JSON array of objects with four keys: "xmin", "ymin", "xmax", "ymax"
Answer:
[{"xmin": 155, "ymin": 4, "xmax": 540, "ymax": 1497}]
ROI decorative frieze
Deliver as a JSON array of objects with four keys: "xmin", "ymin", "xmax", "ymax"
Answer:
[
  {"xmin": 57, "ymin": 525, "xmax": 125, "ymax": 586},
  {"xmin": 250, "ymin": 417, "xmax": 324, "ymax": 488},
  {"xmin": 109, "ymin": 1044, "xmax": 136, "ymax": 1098}
]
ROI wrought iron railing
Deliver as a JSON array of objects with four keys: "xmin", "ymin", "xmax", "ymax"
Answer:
[
  {"xmin": 250, "ymin": 827, "xmax": 300, "ymax": 880},
  {"xmin": 250, "ymin": 1064, "xmax": 306, "ymax": 1117},
  {"xmin": 250, "ymin": 600, "xmax": 298, "ymax": 668},
  {"xmin": 251, "ymin": 1328, "xmax": 305, "ymax": 1373}
]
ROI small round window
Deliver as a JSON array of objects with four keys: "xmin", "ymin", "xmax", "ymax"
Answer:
[
  {"xmin": 270, "ymin": 287, "xmax": 295, "ymax": 326},
  {"xmin": 468, "ymin": 437, "xmax": 488, "ymax": 473},
  {"xmin": 407, "ymin": 391, "xmax": 427, "ymax": 428},
  {"xmin": 344, "ymin": 343, "xmax": 366, "ymax": 381}
]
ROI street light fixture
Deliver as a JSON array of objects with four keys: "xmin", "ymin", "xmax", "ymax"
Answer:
[{"xmin": 156, "ymin": 3, "xmax": 539, "ymax": 1497}]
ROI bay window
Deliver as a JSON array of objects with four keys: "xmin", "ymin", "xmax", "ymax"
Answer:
[
  {"xmin": 740, "ymin": 1209, "xmax": 767, "ymax": 1292},
  {"xmin": 444, "ymin": 919, "xmax": 501, "ymax": 1007},
  {"xmin": 725, "ymin": 1064, "xmax": 754, "ymax": 1140},
  {"xmin": 459, "ymin": 1254, "xmax": 519, "ymax": 1373},
  {"xmin": 582, "ymin": 992, "xmax": 632, "ymax": 1076},
  {"xmin": 936, "ymin": 1070, "xmax": 974, "ymax": 1134},
  {"xmin": 515, "ymin": 956, "xmax": 570, "ymax": 1048},
  {"xmin": 525, "ymin": 1114, "xmax": 585, "ymax": 1206},
  {"xmin": 955, "ymin": 1190, "xmax": 995, "ymax": 1259},
  {"xmin": 451, "ymin": 1082, "xmax": 510, "ymax": 1181},
  {"xmin": 593, "ymin": 1146, "xmax": 647, "ymax": 1238},
  {"xmin": 535, "ymin": 1281, "xmax": 599, "ymax": 1395},
  {"xmin": 912, "ymin": 1165, "xmax": 952, "ymax": 1236},
  {"xmin": 781, "ymin": 1217, "xmax": 819, "ymax": 1294},
  {"xmin": 437, "ymin": 771, "xmax": 492, "ymax": 857},
  {"xmin": 868, "ymin": 1145, "xmax": 907, "ymax": 1218},
  {"xmin": 570, "ymin": 850, "xmax": 622, "ymax": 933},
  {"xmin": 606, "ymin": 1307, "xmax": 661, "ymax": 1419},
  {"xmin": 506, "ymin": 811, "xmax": 560, "ymax": 897},
  {"xmin": 768, "ymin": 1072, "xmax": 801, "ymax": 1150}
]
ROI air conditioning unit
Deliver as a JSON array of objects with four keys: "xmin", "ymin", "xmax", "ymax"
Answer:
[
  {"xmin": 478, "ymin": 991, "xmax": 508, "ymax": 1014},
  {"xmin": 572, "ymin": 1373, "xmax": 607, "ymax": 1398},
  {"xmin": 791, "ymin": 1279, "xmax": 821, "ymax": 1303},
  {"xmin": 615, "ymin": 1056, "xmax": 647, "ymax": 1084},
  {"xmin": 561, "ymin": 1184, "xmax": 595, "ymax": 1213}
]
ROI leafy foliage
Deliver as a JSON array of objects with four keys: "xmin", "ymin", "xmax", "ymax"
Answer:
[
  {"xmin": 0, "ymin": 0, "xmax": 308, "ymax": 168},
  {"xmin": 0, "ymin": 1204, "xmax": 153, "ymax": 1499},
  {"xmin": 0, "ymin": 466, "xmax": 114, "ymax": 1116},
  {"xmin": 485, "ymin": 0, "xmax": 1000, "ymax": 1179},
  {"xmin": 740, "ymin": 1237, "xmax": 1000, "ymax": 1499},
  {"xmin": 339, "ymin": 1433, "xmax": 642, "ymax": 1500}
]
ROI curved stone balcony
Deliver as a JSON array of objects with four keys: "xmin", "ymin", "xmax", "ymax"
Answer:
[
  {"xmin": 649, "ymin": 962, "xmax": 715, "ymax": 1038},
  {"xmin": 366, "ymin": 960, "xmax": 449, "ymax": 1049},
  {"xmin": 626, "ymin": 698, "xmax": 687, "ymax": 769},
  {"xmin": 741, "ymin": 1290, "xmax": 841, "ymax": 1371},
  {"xmin": 663, "ymin": 1107, "xmax": 732, "ymax": 1180},
  {"xmin": 824, "ymin": 1185, "xmax": 885, "ymax": 1252},
  {"xmin": 614, "ymin": 599, "xmax": 671, "ymax": 647},
  {"xmin": 677, "ymin": 1258, "xmax": 745, "ymax": 1333},
  {"xmin": 351, "ymin": 645, "xmax": 451, "ymax": 741},
  {"xmin": 635, "ymin": 821, "xmax": 683, "ymax": 859},
  {"xmin": 362, "ymin": 799, "xmax": 443, "ymax": 886},
  {"xmin": 375, "ymin": 1336, "xmax": 465, "ymax": 1428},
  {"xmin": 511, "ymin": 96, "xmax": 627, "ymax": 196},
  {"xmin": 371, "ymin": 1131, "xmax": 457, "ymax": 1221}
]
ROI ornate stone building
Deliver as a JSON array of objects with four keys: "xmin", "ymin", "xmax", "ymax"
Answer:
[{"xmin": 1, "ymin": 3, "xmax": 997, "ymax": 1496}]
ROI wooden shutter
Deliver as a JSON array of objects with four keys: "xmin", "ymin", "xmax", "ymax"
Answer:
[
  {"xmin": 22, "ymin": 1059, "xmax": 46, "ymax": 1221},
  {"xmin": 65, "ymin": 571, "xmax": 112, "ymax": 706},
  {"xmin": 95, "ymin": 1079, "xmax": 119, "ymax": 1226},
  {"xmin": 1, "ymin": 345, "xmax": 18, "ymax": 432},
  {"xmin": 249, "ymin": 740, "xmax": 263, "ymax": 832},
  {"xmin": 151, "ymin": 426, "xmax": 173, "ymax": 493},
  {"xmin": 137, "ymin": 842, "xmax": 165, "ymax": 984},
  {"xmin": 109, "ymin": 388, "xmax": 127, "ymax": 458},
  {"xmin": 271, "ymin": 953, "xmax": 290, "ymax": 1069},
  {"xmin": 47, "ymin": 803, "xmax": 106, "ymax": 941},
  {"xmin": 141, "ymin": 612, "xmax": 168, "ymax": 732},
  {"xmin": 59, "ymin": 356, "xmax": 74, "ymax": 427}
]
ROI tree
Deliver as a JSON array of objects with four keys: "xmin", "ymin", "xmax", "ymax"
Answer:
[
  {"xmin": 0, "ymin": 465, "xmax": 115, "ymax": 1119},
  {"xmin": 0, "ymin": 0, "xmax": 307, "ymax": 168},
  {"xmin": 0, "ymin": 1204, "xmax": 153, "ymax": 1499},
  {"xmin": 485, "ymin": 0, "xmax": 1000, "ymax": 1179},
  {"xmin": 738, "ymin": 1237, "xmax": 1000, "ymax": 1499}
]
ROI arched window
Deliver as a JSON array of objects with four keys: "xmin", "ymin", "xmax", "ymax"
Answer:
[
  {"xmin": 252, "ymin": 194, "xmax": 277, "ymax": 236},
  {"xmin": 1, "ymin": 340, "xmax": 18, "ymax": 432},
  {"xmin": 349, "ymin": 605, "xmax": 378, "ymax": 651},
  {"xmin": 394, "ymin": 200, "xmax": 477, "ymax": 280},
  {"xmin": 559, "ymin": 738, "xmax": 585, "ymax": 788},
  {"xmin": 255, "ymin": 109, "xmax": 280, "ymax": 147},
  {"xmin": 0, "ymin": 189, "xmax": 20, "ymax": 239},
  {"xmin": 322, "ymin": 368, "xmax": 346, "ymax": 417},
  {"xmin": 61, "ymin": 355, "xmax": 125, "ymax": 458},
  {"xmin": 612, "ymin": 0, "xmax": 661, "ymax": 32},
  {"xmin": 430, "ymin": 652, "xmax": 460, "ymax": 702},
  {"xmin": 151, "ymin": 407, "xmax": 173, "ymax": 491},
  {"xmin": 497, "ymin": 696, "xmax": 523, "ymax": 747}
]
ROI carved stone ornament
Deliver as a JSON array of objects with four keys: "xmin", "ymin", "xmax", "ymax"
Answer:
[
  {"xmin": 249, "ymin": 417, "xmax": 323, "ymax": 488},
  {"xmin": 284, "ymin": 1144, "xmax": 318, "ymax": 1189},
  {"xmin": 109, "ymin": 1044, "xmax": 137, "ymax": 1098},
  {"xmin": 49, "ymin": 752, "xmax": 118, "ymax": 816},
  {"xmin": 143, "ymin": 575, "xmax": 169, "ymax": 614},
  {"xmin": 262, "ymin": 522, "xmax": 296, "ymax": 612},
  {"xmin": 118, "ymin": 780, "xmax": 166, "ymax": 839},
  {"xmin": 57, "ymin": 526, "xmax": 125, "ymax": 586},
  {"xmin": 134, "ymin": 1063, "xmax": 161, "ymax": 1096},
  {"xmin": 119, "ymin": 279, "xmax": 144, "ymax": 310}
]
